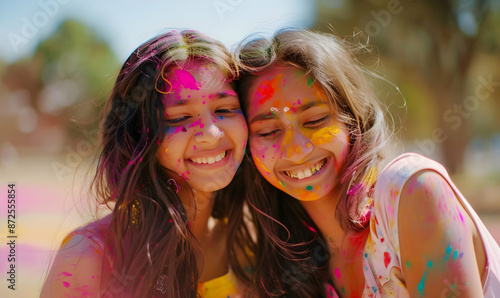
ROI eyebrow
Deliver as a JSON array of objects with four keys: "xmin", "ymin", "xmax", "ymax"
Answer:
[
  {"xmin": 249, "ymin": 100, "xmax": 328, "ymax": 124},
  {"xmin": 165, "ymin": 90, "xmax": 238, "ymax": 108}
]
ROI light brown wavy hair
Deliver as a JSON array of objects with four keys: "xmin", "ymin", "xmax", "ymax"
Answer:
[{"xmin": 234, "ymin": 29, "xmax": 390, "ymax": 296}]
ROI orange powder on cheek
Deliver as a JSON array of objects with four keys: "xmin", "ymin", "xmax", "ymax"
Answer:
[
  {"xmin": 253, "ymin": 155, "xmax": 287, "ymax": 192},
  {"xmin": 298, "ymin": 191, "xmax": 319, "ymax": 201},
  {"xmin": 253, "ymin": 155, "xmax": 271, "ymax": 175}
]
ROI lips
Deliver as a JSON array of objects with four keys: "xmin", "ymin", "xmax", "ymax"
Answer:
[{"xmin": 283, "ymin": 158, "xmax": 327, "ymax": 180}]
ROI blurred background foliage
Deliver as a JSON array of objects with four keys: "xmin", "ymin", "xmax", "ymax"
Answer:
[{"xmin": 0, "ymin": 20, "xmax": 118, "ymax": 155}]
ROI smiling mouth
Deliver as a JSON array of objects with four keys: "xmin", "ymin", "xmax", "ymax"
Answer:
[
  {"xmin": 283, "ymin": 158, "xmax": 327, "ymax": 180},
  {"xmin": 190, "ymin": 150, "xmax": 227, "ymax": 165}
]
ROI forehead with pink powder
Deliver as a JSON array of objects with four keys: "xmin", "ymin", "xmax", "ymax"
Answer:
[{"xmin": 161, "ymin": 60, "xmax": 232, "ymax": 97}]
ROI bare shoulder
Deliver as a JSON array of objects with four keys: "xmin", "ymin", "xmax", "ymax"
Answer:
[
  {"xmin": 397, "ymin": 170, "xmax": 484, "ymax": 296},
  {"xmin": 40, "ymin": 214, "xmax": 113, "ymax": 297}
]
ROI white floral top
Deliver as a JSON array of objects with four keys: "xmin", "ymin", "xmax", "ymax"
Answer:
[{"xmin": 325, "ymin": 153, "xmax": 500, "ymax": 297}]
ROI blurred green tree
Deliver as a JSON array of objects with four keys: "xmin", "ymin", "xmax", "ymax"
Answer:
[
  {"xmin": 1, "ymin": 19, "xmax": 119, "ymax": 150},
  {"xmin": 315, "ymin": 0, "xmax": 500, "ymax": 173}
]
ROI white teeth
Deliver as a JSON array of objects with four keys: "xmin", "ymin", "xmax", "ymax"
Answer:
[
  {"xmin": 285, "ymin": 159, "xmax": 326, "ymax": 180},
  {"xmin": 191, "ymin": 151, "xmax": 227, "ymax": 165}
]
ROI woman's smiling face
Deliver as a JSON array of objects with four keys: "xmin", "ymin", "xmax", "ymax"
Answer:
[
  {"xmin": 245, "ymin": 65, "xmax": 350, "ymax": 201},
  {"xmin": 157, "ymin": 60, "xmax": 248, "ymax": 194}
]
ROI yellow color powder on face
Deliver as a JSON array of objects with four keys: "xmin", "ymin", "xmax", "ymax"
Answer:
[
  {"xmin": 253, "ymin": 155, "xmax": 271, "ymax": 175},
  {"xmin": 311, "ymin": 124, "xmax": 341, "ymax": 145},
  {"xmin": 165, "ymin": 148, "xmax": 168, "ymax": 153}
]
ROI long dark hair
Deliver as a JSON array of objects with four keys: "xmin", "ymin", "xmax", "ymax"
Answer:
[
  {"xmin": 233, "ymin": 29, "xmax": 389, "ymax": 296},
  {"xmin": 91, "ymin": 30, "xmax": 244, "ymax": 297}
]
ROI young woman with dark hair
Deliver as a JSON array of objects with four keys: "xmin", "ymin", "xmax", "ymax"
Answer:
[{"xmin": 41, "ymin": 30, "xmax": 253, "ymax": 297}]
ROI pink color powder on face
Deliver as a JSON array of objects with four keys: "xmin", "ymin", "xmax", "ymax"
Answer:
[
  {"xmin": 189, "ymin": 119, "xmax": 204, "ymax": 129},
  {"xmin": 63, "ymin": 281, "xmax": 70, "ymax": 288},
  {"xmin": 334, "ymin": 267, "xmax": 341, "ymax": 279}
]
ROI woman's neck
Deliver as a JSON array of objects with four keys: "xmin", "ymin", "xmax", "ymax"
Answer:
[
  {"xmin": 300, "ymin": 192, "xmax": 346, "ymax": 250},
  {"xmin": 300, "ymin": 191, "xmax": 369, "ymax": 260},
  {"xmin": 179, "ymin": 188, "xmax": 217, "ymax": 240}
]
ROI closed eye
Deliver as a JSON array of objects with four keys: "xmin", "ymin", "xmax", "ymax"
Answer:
[
  {"xmin": 165, "ymin": 116, "xmax": 191, "ymax": 125},
  {"xmin": 304, "ymin": 115, "xmax": 330, "ymax": 127},
  {"xmin": 215, "ymin": 108, "xmax": 241, "ymax": 114},
  {"xmin": 257, "ymin": 129, "xmax": 281, "ymax": 138}
]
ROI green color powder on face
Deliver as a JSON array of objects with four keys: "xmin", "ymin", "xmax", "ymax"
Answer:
[
  {"xmin": 306, "ymin": 185, "xmax": 313, "ymax": 190},
  {"xmin": 307, "ymin": 77, "xmax": 314, "ymax": 87},
  {"xmin": 427, "ymin": 261, "xmax": 433, "ymax": 268},
  {"xmin": 405, "ymin": 261, "xmax": 411, "ymax": 268},
  {"xmin": 453, "ymin": 249, "xmax": 459, "ymax": 260},
  {"xmin": 279, "ymin": 181, "xmax": 287, "ymax": 189}
]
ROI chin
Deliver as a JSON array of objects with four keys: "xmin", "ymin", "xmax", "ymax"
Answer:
[{"xmin": 199, "ymin": 176, "xmax": 233, "ymax": 193}]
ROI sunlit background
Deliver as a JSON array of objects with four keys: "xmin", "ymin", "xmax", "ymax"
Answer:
[{"xmin": 0, "ymin": 0, "xmax": 499, "ymax": 297}]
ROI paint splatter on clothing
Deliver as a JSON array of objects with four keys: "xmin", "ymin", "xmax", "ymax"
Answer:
[{"xmin": 326, "ymin": 153, "xmax": 500, "ymax": 297}]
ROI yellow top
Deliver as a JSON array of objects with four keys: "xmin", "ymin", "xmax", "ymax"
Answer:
[{"xmin": 197, "ymin": 271, "xmax": 240, "ymax": 298}]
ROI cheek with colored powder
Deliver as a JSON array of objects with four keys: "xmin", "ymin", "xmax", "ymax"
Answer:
[
  {"xmin": 280, "ymin": 130, "xmax": 305, "ymax": 159},
  {"xmin": 309, "ymin": 124, "xmax": 341, "ymax": 145},
  {"xmin": 253, "ymin": 155, "xmax": 286, "ymax": 191}
]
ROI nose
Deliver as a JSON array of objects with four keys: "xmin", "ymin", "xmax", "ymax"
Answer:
[
  {"xmin": 280, "ymin": 129, "xmax": 313, "ymax": 163},
  {"xmin": 194, "ymin": 114, "xmax": 224, "ymax": 145}
]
